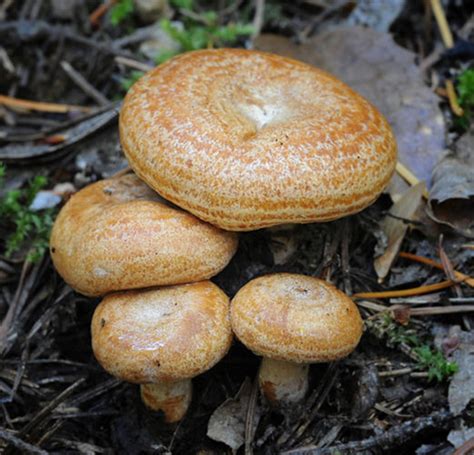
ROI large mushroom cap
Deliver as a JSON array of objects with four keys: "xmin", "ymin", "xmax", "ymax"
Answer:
[
  {"xmin": 231, "ymin": 273, "xmax": 363, "ymax": 363},
  {"xmin": 50, "ymin": 174, "xmax": 238, "ymax": 296},
  {"xmin": 120, "ymin": 49, "xmax": 397, "ymax": 231},
  {"xmin": 91, "ymin": 281, "xmax": 232, "ymax": 383}
]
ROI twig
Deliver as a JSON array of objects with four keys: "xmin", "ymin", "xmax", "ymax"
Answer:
[
  {"xmin": 278, "ymin": 363, "xmax": 339, "ymax": 449},
  {"xmin": 439, "ymin": 236, "xmax": 470, "ymax": 330},
  {"xmin": 282, "ymin": 410, "xmax": 453, "ymax": 454},
  {"xmin": 398, "ymin": 251, "xmax": 474, "ymax": 287},
  {"xmin": 17, "ymin": 378, "xmax": 85, "ymax": 437},
  {"xmin": 453, "ymin": 436, "xmax": 474, "ymax": 455},
  {"xmin": 430, "ymin": 0, "xmax": 454, "ymax": 48},
  {"xmin": 115, "ymin": 56, "xmax": 153, "ymax": 72},
  {"xmin": 356, "ymin": 300, "xmax": 389, "ymax": 312},
  {"xmin": 446, "ymin": 79, "xmax": 464, "ymax": 116},
  {"xmin": 357, "ymin": 300, "xmax": 474, "ymax": 316},
  {"xmin": 0, "ymin": 94, "xmax": 91, "ymax": 114},
  {"xmin": 353, "ymin": 280, "xmax": 457, "ymax": 299},
  {"xmin": 0, "ymin": 428, "xmax": 49, "ymax": 455},
  {"xmin": 450, "ymin": 297, "xmax": 474, "ymax": 303},
  {"xmin": 89, "ymin": 0, "xmax": 116, "ymax": 27},
  {"xmin": 408, "ymin": 305, "xmax": 474, "ymax": 316},
  {"xmin": 0, "ymin": 260, "xmax": 32, "ymax": 355},
  {"xmin": 378, "ymin": 367, "xmax": 413, "ymax": 377},
  {"xmin": 244, "ymin": 376, "xmax": 259, "ymax": 455},
  {"xmin": 395, "ymin": 162, "xmax": 429, "ymax": 199},
  {"xmin": 60, "ymin": 61, "xmax": 110, "ymax": 106},
  {"xmin": 251, "ymin": 0, "xmax": 265, "ymax": 40},
  {"xmin": 374, "ymin": 402, "xmax": 411, "ymax": 418}
]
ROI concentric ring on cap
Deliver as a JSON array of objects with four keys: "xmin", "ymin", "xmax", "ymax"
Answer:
[
  {"xmin": 120, "ymin": 48, "xmax": 397, "ymax": 231},
  {"xmin": 231, "ymin": 273, "xmax": 363, "ymax": 363}
]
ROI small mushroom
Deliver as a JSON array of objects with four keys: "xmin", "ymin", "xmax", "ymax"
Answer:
[
  {"xmin": 50, "ymin": 173, "xmax": 238, "ymax": 296},
  {"xmin": 230, "ymin": 273, "xmax": 363, "ymax": 405},
  {"xmin": 91, "ymin": 281, "xmax": 232, "ymax": 423},
  {"xmin": 120, "ymin": 49, "xmax": 397, "ymax": 231}
]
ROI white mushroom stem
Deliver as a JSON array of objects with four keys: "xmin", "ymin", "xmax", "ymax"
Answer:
[
  {"xmin": 258, "ymin": 358, "xmax": 309, "ymax": 405},
  {"xmin": 140, "ymin": 379, "xmax": 192, "ymax": 423}
]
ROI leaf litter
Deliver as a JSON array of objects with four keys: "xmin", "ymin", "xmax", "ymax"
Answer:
[{"xmin": 0, "ymin": 1, "xmax": 474, "ymax": 454}]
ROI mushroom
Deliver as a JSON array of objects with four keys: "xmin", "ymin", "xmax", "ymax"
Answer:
[
  {"xmin": 230, "ymin": 273, "xmax": 363, "ymax": 405},
  {"xmin": 120, "ymin": 49, "xmax": 397, "ymax": 231},
  {"xmin": 50, "ymin": 173, "xmax": 238, "ymax": 296},
  {"xmin": 91, "ymin": 281, "xmax": 232, "ymax": 423}
]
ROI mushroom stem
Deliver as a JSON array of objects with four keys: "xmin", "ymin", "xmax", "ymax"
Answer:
[
  {"xmin": 258, "ymin": 358, "xmax": 309, "ymax": 405},
  {"xmin": 140, "ymin": 379, "xmax": 192, "ymax": 423}
]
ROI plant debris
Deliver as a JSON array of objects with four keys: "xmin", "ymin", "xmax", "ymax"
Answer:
[{"xmin": 0, "ymin": 1, "xmax": 473, "ymax": 453}]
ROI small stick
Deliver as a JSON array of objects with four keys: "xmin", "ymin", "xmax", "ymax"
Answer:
[
  {"xmin": 357, "ymin": 300, "xmax": 389, "ymax": 313},
  {"xmin": 395, "ymin": 162, "xmax": 429, "ymax": 199},
  {"xmin": 430, "ymin": 0, "xmax": 454, "ymax": 48},
  {"xmin": 89, "ymin": 0, "xmax": 116, "ymax": 27},
  {"xmin": 251, "ymin": 0, "xmax": 265, "ymax": 40},
  {"xmin": 445, "ymin": 79, "xmax": 464, "ymax": 116},
  {"xmin": 115, "ymin": 56, "xmax": 153, "ymax": 72},
  {"xmin": 60, "ymin": 61, "xmax": 110, "ymax": 106},
  {"xmin": 399, "ymin": 251, "xmax": 474, "ymax": 287},
  {"xmin": 358, "ymin": 301, "xmax": 474, "ymax": 316},
  {"xmin": 0, "ymin": 94, "xmax": 91, "ymax": 114},
  {"xmin": 244, "ymin": 376, "xmax": 259, "ymax": 455},
  {"xmin": 453, "ymin": 437, "xmax": 474, "ymax": 455},
  {"xmin": 408, "ymin": 305, "xmax": 474, "ymax": 316},
  {"xmin": 439, "ymin": 236, "xmax": 470, "ymax": 330},
  {"xmin": 353, "ymin": 280, "xmax": 457, "ymax": 299},
  {"xmin": 378, "ymin": 367, "xmax": 413, "ymax": 377},
  {"xmin": 0, "ymin": 428, "xmax": 48, "ymax": 455}
]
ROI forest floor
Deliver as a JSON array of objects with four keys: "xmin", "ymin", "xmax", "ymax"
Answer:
[{"xmin": 0, "ymin": 1, "xmax": 473, "ymax": 454}]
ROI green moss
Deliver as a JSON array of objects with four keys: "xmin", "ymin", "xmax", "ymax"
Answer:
[
  {"xmin": 110, "ymin": 0, "xmax": 134, "ymax": 26},
  {"xmin": 455, "ymin": 68, "xmax": 474, "ymax": 130},
  {"xmin": 0, "ymin": 165, "xmax": 56, "ymax": 263},
  {"xmin": 366, "ymin": 314, "xmax": 458, "ymax": 382}
]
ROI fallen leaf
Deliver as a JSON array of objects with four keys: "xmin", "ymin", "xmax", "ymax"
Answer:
[
  {"xmin": 0, "ymin": 103, "xmax": 119, "ymax": 162},
  {"xmin": 29, "ymin": 191, "xmax": 62, "ymax": 211},
  {"xmin": 346, "ymin": 0, "xmax": 405, "ymax": 32},
  {"xmin": 393, "ymin": 306, "xmax": 411, "ymax": 325},
  {"xmin": 448, "ymin": 426, "xmax": 474, "ymax": 449},
  {"xmin": 255, "ymin": 28, "xmax": 445, "ymax": 193},
  {"xmin": 448, "ymin": 330, "xmax": 474, "ymax": 416},
  {"xmin": 139, "ymin": 22, "xmax": 181, "ymax": 60},
  {"xmin": 428, "ymin": 127, "xmax": 474, "ymax": 238},
  {"xmin": 374, "ymin": 182, "xmax": 425, "ymax": 281},
  {"xmin": 269, "ymin": 228, "xmax": 298, "ymax": 265},
  {"xmin": 207, "ymin": 378, "xmax": 256, "ymax": 452},
  {"xmin": 351, "ymin": 363, "xmax": 380, "ymax": 418}
]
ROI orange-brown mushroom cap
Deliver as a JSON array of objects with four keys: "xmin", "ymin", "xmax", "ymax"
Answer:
[
  {"xmin": 50, "ymin": 174, "xmax": 238, "ymax": 296},
  {"xmin": 91, "ymin": 281, "xmax": 232, "ymax": 383},
  {"xmin": 120, "ymin": 49, "xmax": 397, "ymax": 231},
  {"xmin": 231, "ymin": 273, "xmax": 363, "ymax": 363}
]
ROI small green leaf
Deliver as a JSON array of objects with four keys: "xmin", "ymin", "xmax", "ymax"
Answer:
[
  {"xmin": 110, "ymin": 0, "xmax": 134, "ymax": 26},
  {"xmin": 154, "ymin": 49, "xmax": 180, "ymax": 65},
  {"xmin": 121, "ymin": 71, "xmax": 145, "ymax": 91},
  {"xmin": 0, "ymin": 166, "xmax": 56, "ymax": 263},
  {"xmin": 170, "ymin": 0, "xmax": 193, "ymax": 10}
]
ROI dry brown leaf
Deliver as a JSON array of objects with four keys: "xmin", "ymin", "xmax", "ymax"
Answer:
[
  {"xmin": 346, "ymin": 0, "xmax": 405, "ymax": 32},
  {"xmin": 374, "ymin": 182, "xmax": 425, "ymax": 281},
  {"xmin": 448, "ymin": 330, "xmax": 474, "ymax": 416},
  {"xmin": 255, "ymin": 28, "xmax": 445, "ymax": 194},
  {"xmin": 428, "ymin": 127, "xmax": 474, "ymax": 238},
  {"xmin": 207, "ymin": 378, "xmax": 255, "ymax": 451}
]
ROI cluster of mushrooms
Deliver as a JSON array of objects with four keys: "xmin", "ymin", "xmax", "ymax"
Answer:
[{"xmin": 50, "ymin": 49, "xmax": 397, "ymax": 423}]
